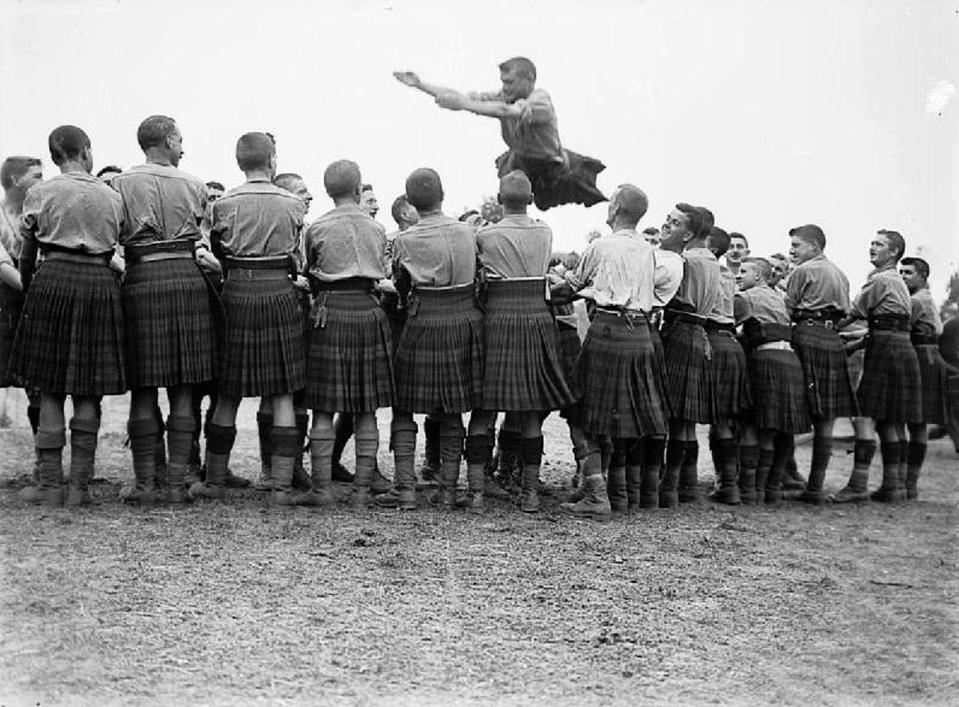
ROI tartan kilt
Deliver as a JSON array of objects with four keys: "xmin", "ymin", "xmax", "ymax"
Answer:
[
  {"xmin": 556, "ymin": 322, "xmax": 582, "ymax": 399},
  {"xmin": 791, "ymin": 322, "xmax": 859, "ymax": 420},
  {"xmin": 496, "ymin": 149, "xmax": 607, "ymax": 211},
  {"xmin": 219, "ymin": 272, "xmax": 305, "ymax": 398},
  {"xmin": 661, "ymin": 320, "xmax": 713, "ymax": 423},
  {"xmin": 857, "ymin": 331, "xmax": 922, "ymax": 423},
  {"xmin": 0, "ymin": 284, "xmax": 22, "ymax": 387},
  {"xmin": 707, "ymin": 329, "xmax": 752, "ymax": 418},
  {"xmin": 305, "ymin": 290, "xmax": 393, "ymax": 413},
  {"xmin": 123, "ymin": 258, "xmax": 218, "ymax": 390},
  {"xmin": 394, "ymin": 286, "xmax": 484, "ymax": 414},
  {"xmin": 574, "ymin": 312, "xmax": 668, "ymax": 438},
  {"xmin": 7, "ymin": 260, "xmax": 126, "ymax": 396},
  {"xmin": 480, "ymin": 279, "xmax": 575, "ymax": 412},
  {"xmin": 747, "ymin": 348, "xmax": 811, "ymax": 434},
  {"xmin": 913, "ymin": 344, "xmax": 950, "ymax": 425}
]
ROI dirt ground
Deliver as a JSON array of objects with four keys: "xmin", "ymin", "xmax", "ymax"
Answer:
[{"xmin": 1, "ymin": 390, "xmax": 957, "ymax": 706}]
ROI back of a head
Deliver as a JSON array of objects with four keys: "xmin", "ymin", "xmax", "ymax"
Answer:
[
  {"xmin": 676, "ymin": 202, "xmax": 705, "ymax": 240},
  {"xmin": 707, "ymin": 226, "xmax": 731, "ymax": 257},
  {"xmin": 48, "ymin": 125, "xmax": 90, "ymax": 166},
  {"xmin": 614, "ymin": 184, "xmax": 648, "ymax": 225},
  {"xmin": 1, "ymin": 156, "xmax": 42, "ymax": 190},
  {"xmin": 498, "ymin": 56, "xmax": 537, "ymax": 82},
  {"xmin": 405, "ymin": 168, "xmax": 443, "ymax": 211},
  {"xmin": 323, "ymin": 159, "xmax": 361, "ymax": 200},
  {"xmin": 96, "ymin": 165, "xmax": 122, "ymax": 179},
  {"xmin": 499, "ymin": 170, "xmax": 532, "ymax": 208},
  {"xmin": 789, "ymin": 224, "xmax": 826, "ymax": 250},
  {"xmin": 236, "ymin": 132, "xmax": 275, "ymax": 172},
  {"xmin": 391, "ymin": 195, "xmax": 412, "ymax": 226},
  {"xmin": 205, "ymin": 180, "xmax": 225, "ymax": 192},
  {"xmin": 273, "ymin": 172, "xmax": 303, "ymax": 192},
  {"xmin": 697, "ymin": 207, "xmax": 715, "ymax": 239},
  {"xmin": 744, "ymin": 256, "xmax": 773, "ymax": 282},
  {"xmin": 136, "ymin": 115, "xmax": 177, "ymax": 152}
]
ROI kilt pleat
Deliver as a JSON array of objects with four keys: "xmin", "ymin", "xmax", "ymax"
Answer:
[
  {"xmin": 791, "ymin": 323, "xmax": 859, "ymax": 420},
  {"xmin": 305, "ymin": 290, "xmax": 393, "ymax": 413},
  {"xmin": 914, "ymin": 344, "xmax": 951, "ymax": 425},
  {"xmin": 7, "ymin": 260, "xmax": 126, "ymax": 395},
  {"xmin": 0, "ymin": 296, "xmax": 20, "ymax": 387},
  {"xmin": 661, "ymin": 320, "xmax": 713, "ymax": 423},
  {"xmin": 480, "ymin": 280, "xmax": 575, "ymax": 412},
  {"xmin": 857, "ymin": 331, "xmax": 922, "ymax": 423},
  {"xmin": 575, "ymin": 312, "xmax": 668, "ymax": 438},
  {"xmin": 747, "ymin": 348, "xmax": 811, "ymax": 434},
  {"xmin": 220, "ymin": 274, "xmax": 305, "ymax": 397},
  {"xmin": 708, "ymin": 330, "xmax": 752, "ymax": 417},
  {"xmin": 555, "ymin": 322, "xmax": 582, "ymax": 399},
  {"xmin": 394, "ymin": 286, "xmax": 484, "ymax": 414},
  {"xmin": 123, "ymin": 259, "xmax": 217, "ymax": 389}
]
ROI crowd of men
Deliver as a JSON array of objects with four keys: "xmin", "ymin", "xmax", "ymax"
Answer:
[{"xmin": 1, "ymin": 58, "xmax": 956, "ymax": 517}]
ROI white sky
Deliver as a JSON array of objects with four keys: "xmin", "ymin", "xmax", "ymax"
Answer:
[{"xmin": 1, "ymin": 0, "xmax": 957, "ymax": 297}]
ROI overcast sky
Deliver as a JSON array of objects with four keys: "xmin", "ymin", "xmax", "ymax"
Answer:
[{"xmin": 1, "ymin": 0, "xmax": 956, "ymax": 297}]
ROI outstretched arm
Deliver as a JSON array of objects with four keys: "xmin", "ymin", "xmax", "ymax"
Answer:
[
  {"xmin": 393, "ymin": 71, "xmax": 460, "ymax": 99},
  {"xmin": 394, "ymin": 71, "xmax": 524, "ymax": 119}
]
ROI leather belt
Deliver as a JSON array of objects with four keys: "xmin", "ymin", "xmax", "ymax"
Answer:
[
  {"xmin": 756, "ymin": 341, "xmax": 793, "ymax": 352},
  {"xmin": 44, "ymin": 250, "xmax": 112, "ymax": 266}
]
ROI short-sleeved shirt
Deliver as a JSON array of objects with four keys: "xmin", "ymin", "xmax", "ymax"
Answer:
[
  {"xmin": 476, "ymin": 214, "xmax": 552, "ymax": 279},
  {"xmin": 850, "ymin": 264, "xmax": 911, "ymax": 320},
  {"xmin": 392, "ymin": 212, "xmax": 476, "ymax": 291},
  {"xmin": 210, "ymin": 178, "xmax": 303, "ymax": 259},
  {"xmin": 304, "ymin": 203, "xmax": 387, "ymax": 283},
  {"xmin": 707, "ymin": 265, "xmax": 737, "ymax": 324},
  {"xmin": 112, "ymin": 163, "xmax": 208, "ymax": 247},
  {"xmin": 653, "ymin": 248, "xmax": 684, "ymax": 308},
  {"xmin": 735, "ymin": 285, "xmax": 791, "ymax": 326},
  {"xmin": 673, "ymin": 247, "xmax": 720, "ymax": 316},
  {"xmin": 473, "ymin": 87, "xmax": 563, "ymax": 161},
  {"xmin": 19, "ymin": 171, "xmax": 122, "ymax": 254},
  {"xmin": 0, "ymin": 205, "xmax": 18, "ymax": 266},
  {"xmin": 910, "ymin": 287, "xmax": 943, "ymax": 338},
  {"xmin": 566, "ymin": 229, "xmax": 655, "ymax": 313},
  {"xmin": 784, "ymin": 254, "xmax": 851, "ymax": 314}
]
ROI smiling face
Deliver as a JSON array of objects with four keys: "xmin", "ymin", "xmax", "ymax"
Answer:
[
  {"xmin": 360, "ymin": 188, "xmax": 378, "ymax": 217},
  {"xmin": 661, "ymin": 208, "xmax": 691, "ymax": 250},
  {"xmin": 727, "ymin": 235, "xmax": 749, "ymax": 265},
  {"xmin": 899, "ymin": 262, "xmax": 923, "ymax": 294}
]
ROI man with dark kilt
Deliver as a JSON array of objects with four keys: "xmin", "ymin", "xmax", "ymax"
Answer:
[
  {"xmin": 467, "ymin": 170, "xmax": 575, "ymax": 513},
  {"xmin": 9, "ymin": 125, "xmax": 126, "ymax": 506},
  {"xmin": 110, "ymin": 115, "xmax": 218, "ymax": 505},
  {"xmin": 394, "ymin": 57, "xmax": 607, "ymax": 211},
  {"xmin": 657, "ymin": 204, "xmax": 720, "ymax": 508},
  {"xmin": 189, "ymin": 132, "xmax": 306, "ymax": 505},
  {"xmin": 784, "ymin": 224, "xmax": 859, "ymax": 504},
  {"xmin": 730, "ymin": 257, "xmax": 811, "ymax": 505},
  {"xmin": 705, "ymin": 226, "xmax": 753, "ymax": 505},
  {"xmin": 900, "ymin": 256, "xmax": 950, "ymax": 499},
  {"xmin": 556, "ymin": 184, "xmax": 668, "ymax": 518},
  {"xmin": 295, "ymin": 160, "xmax": 393, "ymax": 509},
  {"xmin": 375, "ymin": 168, "xmax": 483, "ymax": 511},
  {"xmin": 833, "ymin": 230, "xmax": 921, "ymax": 503}
]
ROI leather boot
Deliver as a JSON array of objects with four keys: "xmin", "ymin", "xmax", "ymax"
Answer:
[
  {"xmin": 352, "ymin": 430, "xmax": 379, "ymax": 508},
  {"xmin": 434, "ymin": 422, "xmax": 464, "ymax": 508},
  {"xmin": 799, "ymin": 436, "xmax": 831, "ymax": 505},
  {"xmin": 560, "ymin": 442, "xmax": 611, "ymax": 519},
  {"xmin": 66, "ymin": 417, "xmax": 99, "ymax": 506},
  {"xmin": 564, "ymin": 439, "xmax": 592, "ymax": 504},
  {"xmin": 457, "ymin": 434, "xmax": 489, "ymax": 513},
  {"xmin": 270, "ymin": 426, "xmax": 301, "ymax": 506},
  {"xmin": 754, "ymin": 447, "xmax": 774, "ymax": 501},
  {"xmin": 165, "ymin": 414, "xmax": 196, "ymax": 504},
  {"xmin": 419, "ymin": 416, "xmax": 441, "ymax": 484},
  {"xmin": 659, "ymin": 439, "xmax": 685, "ymax": 508},
  {"xmin": 736, "ymin": 444, "xmax": 759, "ymax": 505},
  {"xmin": 709, "ymin": 438, "xmax": 741, "ymax": 505},
  {"xmin": 678, "ymin": 440, "xmax": 701, "ymax": 503},
  {"xmin": 640, "ymin": 437, "xmax": 664, "ymax": 509},
  {"xmin": 624, "ymin": 438, "xmax": 642, "ymax": 511},
  {"xmin": 519, "ymin": 436, "xmax": 544, "ymax": 513},
  {"xmin": 897, "ymin": 439, "xmax": 909, "ymax": 495},
  {"xmin": 254, "ymin": 412, "xmax": 273, "ymax": 491},
  {"xmin": 291, "ymin": 413, "xmax": 311, "ymax": 491},
  {"xmin": 782, "ymin": 451, "xmax": 806, "ymax": 491},
  {"xmin": 375, "ymin": 420, "xmax": 418, "ymax": 510},
  {"xmin": 371, "ymin": 462, "xmax": 392, "ymax": 495},
  {"xmin": 764, "ymin": 433, "xmax": 792, "ymax": 506},
  {"xmin": 871, "ymin": 441, "xmax": 906, "ymax": 502},
  {"xmin": 123, "ymin": 417, "xmax": 160, "ymax": 506},
  {"xmin": 19, "ymin": 428, "xmax": 66, "ymax": 506},
  {"xmin": 906, "ymin": 440, "xmax": 926, "ymax": 500},
  {"xmin": 294, "ymin": 432, "xmax": 336, "ymax": 507},
  {"xmin": 606, "ymin": 442, "xmax": 628, "ymax": 515},
  {"xmin": 832, "ymin": 439, "xmax": 875, "ymax": 504},
  {"xmin": 494, "ymin": 428, "xmax": 521, "ymax": 494},
  {"xmin": 189, "ymin": 424, "xmax": 235, "ymax": 500}
]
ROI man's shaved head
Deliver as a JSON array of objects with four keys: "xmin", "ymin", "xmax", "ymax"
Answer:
[
  {"xmin": 612, "ymin": 184, "xmax": 648, "ymax": 226},
  {"xmin": 405, "ymin": 168, "xmax": 444, "ymax": 211},
  {"xmin": 707, "ymin": 226, "xmax": 731, "ymax": 257},
  {"xmin": 48, "ymin": 125, "xmax": 90, "ymax": 166},
  {"xmin": 498, "ymin": 169, "xmax": 532, "ymax": 208},
  {"xmin": 323, "ymin": 159, "xmax": 362, "ymax": 200},
  {"xmin": 235, "ymin": 132, "xmax": 275, "ymax": 172}
]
